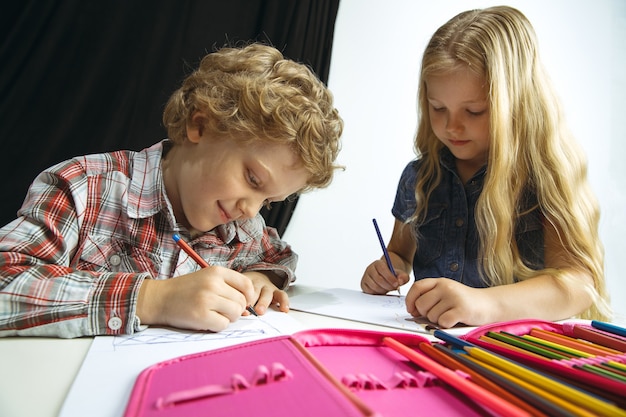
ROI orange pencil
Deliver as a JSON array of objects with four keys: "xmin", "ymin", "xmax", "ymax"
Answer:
[
  {"xmin": 529, "ymin": 328, "xmax": 622, "ymax": 356},
  {"xmin": 172, "ymin": 234, "xmax": 258, "ymax": 316},
  {"xmin": 420, "ymin": 342, "xmax": 549, "ymax": 417},
  {"xmin": 382, "ymin": 337, "xmax": 532, "ymax": 417},
  {"xmin": 571, "ymin": 325, "xmax": 626, "ymax": 352}
]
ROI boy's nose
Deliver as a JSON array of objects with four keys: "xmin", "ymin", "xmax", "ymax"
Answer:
[{"xmin": 238, "ymin": 197, "xmax": 265, "ymax": 219}]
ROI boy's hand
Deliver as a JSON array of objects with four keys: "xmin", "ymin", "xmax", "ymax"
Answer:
[
  {"xmin": 136, "ymin": 265, "xmax": 255, "ymax": 332},
  {"xmin": 244, "ymin": 271, "xmax": 289, "ymax": 315}
]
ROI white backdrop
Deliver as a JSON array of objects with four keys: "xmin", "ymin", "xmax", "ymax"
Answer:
[{"xmin": 284, "ymin": 0, "xmax": 626, "ymax": 321}]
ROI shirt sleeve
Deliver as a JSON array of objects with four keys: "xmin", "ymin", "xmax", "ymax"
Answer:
[
  {"xmin": 392, "ymin": 160, "xmax": 419, "ymax": 222},
  {"xmin": 243, "ymin": 224, "xmax": 297, "ymax": 290},
  {"xmin": 0, "ymin": 163, "xmax": 147, "ymax": 338}
]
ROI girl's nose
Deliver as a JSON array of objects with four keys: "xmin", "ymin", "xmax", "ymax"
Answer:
[{"xmin": 445, "ymin": 113, "xmax": 463, "ymax": 134}]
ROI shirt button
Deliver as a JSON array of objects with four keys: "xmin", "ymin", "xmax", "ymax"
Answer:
[
  {"xmin": 455, "ymin": 218, "xmax": 464, "ymax": 227},
  {"xmin": 108, "ymin": 316, "xmax": 123, "ymax": 330},
  {"xmin": 109, "ymin": 254, "xmax": 121, "ymax": 266},
  {"xmin": 449, "ymin": 262, "xmax": 459, "ymax": 272}
]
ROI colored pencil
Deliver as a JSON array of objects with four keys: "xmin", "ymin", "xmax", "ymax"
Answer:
[
  {"xmin": 372, "ymin": 218, "xmax": 401, "ymax": 295},
  {"xmin": 460, "ymin": 353, "xmax": 595, "ymax": 417},
  {"xmin": 478, "ymin": 335, "xmax": 547, "ymax": 359},
  {"xmin": 592, "ymin": 321, "xmax": 626, "ymax": 338},
  {"xmin": 382, "ymin": 337, "xmax": 532, "ymax": 417},
  {"xmin": 428, "ymin": 326, "xmax": 475, "ymax": 348},
  {"xmin": 529, "ymin": 328, "xmax": 622, "ymax": 356},
  {"xmin": 463, "ymin": 346, "xmax": 626, "ymax": 416},
  {"xmin": 486, "ymin": 331, "xmax": 569, "ymax": 360},
  {"xmin": 172, "ymin": 234, "xmax": 258, "ymax": 316},
  {"xmin": 422, "ymin": 343, "xmax": 551, "ymax": 417},
  {"xmin": 571, "ymin": 325, "xmax": 626, "ymax": 352},
  {"xmin": 499, "ymin": 330, "xmax": 626, "ymax": 383},
  {"xmin": 521, "ymin": 334, "xmax": 591, "ymax": 358}
]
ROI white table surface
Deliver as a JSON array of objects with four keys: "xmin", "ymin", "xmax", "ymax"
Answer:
[{"xmin": 0, "ymin": 285, "xmax": 433, "ymax": 417}]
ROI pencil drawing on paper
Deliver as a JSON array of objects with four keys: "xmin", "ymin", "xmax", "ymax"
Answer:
[{"xmin": 112, "ymin": 317, "xmax": 280, "ymax": 348}]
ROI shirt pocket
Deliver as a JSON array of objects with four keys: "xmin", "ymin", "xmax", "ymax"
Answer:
[
  {"xmin": 415, "ymin": 204, "xmax": 447, "ymax": 266},
  {"xmin": 75, "ymin": 235, "xmax": 162, "ymax": 276}
]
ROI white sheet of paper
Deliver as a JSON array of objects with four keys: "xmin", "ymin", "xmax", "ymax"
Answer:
[
  {"xmin": 290, "ymin": 288, "xmax": 473, "ymax": 335},
  {"xmin": 59, "ymin": 310, "xmax": 303, "ymax": 417}
]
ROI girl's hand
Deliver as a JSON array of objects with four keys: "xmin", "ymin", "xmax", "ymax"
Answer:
[
  {"xmin": 361, "ymin": 258, "xmax": 410, "ymax": 295},
  {"xmin": 244, "ymin": 271, "xmax": 290, "ymax": 315},
  {"xmin": 136, "ymin": 265, "xmax": 255, "ymax": 332},
  {"xmin": 405, "ymin": 278, "xmax": 494, "ymax": 328}
]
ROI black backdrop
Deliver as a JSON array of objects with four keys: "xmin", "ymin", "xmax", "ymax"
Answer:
[{"xmin": 0, "ymin": 0, "xmax": 340, "ymax": 235}]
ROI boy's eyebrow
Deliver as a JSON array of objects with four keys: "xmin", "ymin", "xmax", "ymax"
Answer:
[{"xmin": 254, "ymin": 159, "xmax": 272, "ymax": 185}]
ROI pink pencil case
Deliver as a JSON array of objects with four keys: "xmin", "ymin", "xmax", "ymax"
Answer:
[{"xmin": 123, "ymin": 328, "xmax": 495, "ymax": 417}]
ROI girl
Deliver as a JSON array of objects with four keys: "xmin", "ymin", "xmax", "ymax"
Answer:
[{"xmin": 361, "ymin": 6, "xmax": 611, "ymax": 328}]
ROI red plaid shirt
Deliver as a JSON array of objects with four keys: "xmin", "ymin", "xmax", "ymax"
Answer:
[{"xmin": 0, "ymin": 141, "xmax": 297, "ymax": 338}]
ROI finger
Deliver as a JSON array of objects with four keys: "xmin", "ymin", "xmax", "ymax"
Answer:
[
  {"xmin": 273, "ymin": 290, "xmax": 290, "ymax": 312},
  {"xmin": 436, "ymin": 309, "xmax": 462, "ymax": 329},
  {"xmin": 219, "ymin": 268, "xmax": 256, "ymax": 306},
  {"xmin": 405, "ymin": 278, "xmax": 438, "ymax": 315},
  {"xmin": 397, "ymin": 271, "xmax": 411, "ymax": 287},
  {"xmin": 253, "ymin": 287, "xmax": 275, "ymax": 315},
  {"xmin": 361, "ymin": 261, "xmax": 401, "ymax": 294},
  {"xmin": 203, "ymin": 310, "xmax": 233, "ymax": 332}
]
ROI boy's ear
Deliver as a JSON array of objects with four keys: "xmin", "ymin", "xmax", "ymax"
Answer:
[{"xmin": 186, "ymin": 111, "xmax": 207, "ymax": 143}]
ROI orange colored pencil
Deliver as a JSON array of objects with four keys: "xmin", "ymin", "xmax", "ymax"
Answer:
[
  {"xmin": 382, "ymin": 337, "xmax": 532, "ymax": 417},
  {"xmin": 529, "ymin": 328, "xmax": 622, "ymax": 356},
  {"xmin": 420, "ymin": 342, "xmax": 549, "ymax": 417}
]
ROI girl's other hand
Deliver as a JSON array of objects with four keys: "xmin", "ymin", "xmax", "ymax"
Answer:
[{"xmin": 405, "ymin": 277, "xmax": 493, "ymax": 328}]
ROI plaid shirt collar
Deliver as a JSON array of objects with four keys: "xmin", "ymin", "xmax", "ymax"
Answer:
[{"xmin": 128, "ymin": 140, "xmax": 263, "ymax": 244}]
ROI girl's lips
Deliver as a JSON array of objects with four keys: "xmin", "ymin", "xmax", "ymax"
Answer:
[{"xmin": 449, "ymin": 139, "xmax": 470, "ymax": 146}]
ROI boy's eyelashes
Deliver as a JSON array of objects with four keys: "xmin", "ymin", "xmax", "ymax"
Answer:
[{"xmin": 247, "ymin": 170, "xmax": 261, "ymax": 188}]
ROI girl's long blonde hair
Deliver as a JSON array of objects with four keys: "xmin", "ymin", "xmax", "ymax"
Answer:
[{"xmin": 413, "ymin": 6, "xmax": 610, "ymax": 320}]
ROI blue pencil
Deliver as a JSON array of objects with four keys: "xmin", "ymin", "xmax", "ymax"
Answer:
[
  {"xmin": 591, "ymin": 320, "xmax": 626, "ymax": 338},
  {"xmin": 427, "ymin": 325, "xmax": 475, "ymax": 349},
  {"xmin": 372, "ymin": 218, "xmax": 400, "ymax": 295}
]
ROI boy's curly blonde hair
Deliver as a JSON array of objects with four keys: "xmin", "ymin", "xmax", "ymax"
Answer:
[{"xmin": 163, "ymin": 43, "xmax": 343, "ymax": 192}]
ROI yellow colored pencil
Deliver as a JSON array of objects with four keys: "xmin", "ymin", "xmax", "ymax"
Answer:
[
  {"xmin": 522, "ymin": 334, "xmax": 593, "ymax": 358},
  {"xmin": 383, "ymin": 337, "xmax": 532, "ymax": 417},
  {"xmin": 464, "ymin": 346, "xmax": 626, "ymax": 417},
  {"xmin": 463, "ymin": 354, "xmax": 597, "ymax": 417}
]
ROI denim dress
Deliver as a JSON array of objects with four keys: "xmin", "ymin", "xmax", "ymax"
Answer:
[{"xmin": 392, "ymin": 148, "xmax": 544, "ymax": 288}]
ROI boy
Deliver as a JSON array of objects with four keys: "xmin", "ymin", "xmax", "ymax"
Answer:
[{"xmin": 0, "ymin": 43, "xmax": 343, "ymax": 338}]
